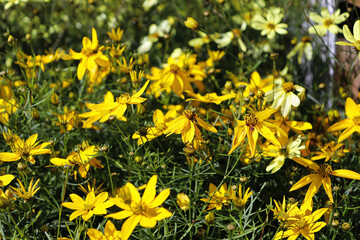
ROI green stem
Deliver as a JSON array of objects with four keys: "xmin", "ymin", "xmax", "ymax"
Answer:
[{"xmin": 56, "ymin": 170, "xmax": 70, "ymax": 239}]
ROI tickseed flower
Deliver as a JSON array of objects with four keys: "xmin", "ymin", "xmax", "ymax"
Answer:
[
  {"xmin": 10, "ymin": 178, "xmax": 41, "ymax": 202},
  {"xmin": 87, "ymin": 220, "xmax": 124, "ymax": 240},
  {"xmin": 328, "ymin": 97, "xmax": 360, "ymax": 143},
  {"xmin": 62, "ymin": 191, "xmax": 113, "ymax": 221},
  {"xmin": 273, "ymin": 199, "xmax": 328, "ymax": 240},
  {"xmin": 290, "ymin": 157, "xmax": 360, "ymax": 202},
  {"xmin": 235, "ymin": 71, "xmax": 273, "ymax": 98},
  {"xmin": 311, "ymin": 141, "xmax": 348, "ymax": 162},
  {"xmin": 107, "ymin": 27, "xmax": 124, "ymax": 42},
  {"xmin": 177, "ymin": 193, "xmax": 190, "ymax": 211},
  {"xmin": 69, "ymin": 28, "xmax": 110, "ymax": 80},
  {"xmin": 0, "ymin": 174, "xmax": 15, "ymax": 187},
  {"xmin": 165, "ymin": 108, "xmax": 217, "ymax": 144},
  {"xmin": 251, "ymin": 8, "xmax": 288, "ymax": 39},
  {"xmin": 50, "ymin": 141, "xmax": 102, "ymax": 179},
  {"xmin": 106, "ymin": 175, "xmax": 172, "ymax": 240},
  {"xmin": 266, "ymin": 81, "xmax": 305, "ymax": 117},
  {"xmin": 228, "ymin": 108, "xmax": 286, "ymax": 157},
  {"xmin": 200, "ymin": 183, "xmax": 230, "ymax": 211},
  {"xmin": 336, "ymin": 20, "xmax": 360, "ymax": 58},
  {"xmin": 263, "ymin": 136, "xmax": 304, "ymax": 174},
  {"xmin": 185, "ymin": 91, "xmax": 236, "ymax": 105},
  {"xmin": 185, "ymin": 17, "xmax": 199, "ymax": 30},
  {"xmin": 287, "ymin": 36, "xmax": 313, "ymax": 64},
  {"xmin": 308, "ymin": 8, "xmax": 349, "ymax": 36},
  {"xmin": 228, "ymin": 184, "xmax": 252, "ymax": 208},
  {"xmin": 80, "ymin": 80, "xmax": 149, "ymax": 127},
  {"xmin": 268, "ymin": 113, "xmax": 312, "ymax": 135},
  {"xmin": 0, "ymin": 133, "xmax": 51, "ymax": 164}
]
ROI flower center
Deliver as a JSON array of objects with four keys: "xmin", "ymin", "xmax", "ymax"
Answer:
[
  {"xmin": 170, "ymin": 64, "xmax": 180, "ymax": 74},
  {"xmin": 316, "ymin": 164, "xmax": 333, "ymax": 178},
  {"xmin": 352, "ymin": 116, "xmax": 360, "ymax": 125},
  {"xmin": 267, "ymin": 23, "xmax": 276, "ymax": 30},
  {"xmin": 245, "ymin": 114, "xmax": 258, "ymax": 127},
  {"xmin": 282, "ymin": 82, "xmax": 295, "ymax": 92},
  {"xmin": 324, "ymin": 19, "xmax": 333, "ymax": 27},
  {"xmin": 301, "ymin": 36, "xmax": 311, "ymax": 43},
  {"xmin": 296, "ymin": 217, "xmax": 307, "ymax": 229},
  {"xmin": 84, "ymin": 203, "xmax": 95, "ymax": 211},
  {"xmin": 182, "ymin": 110, "xmax": 197, "ymax": 122},
  {"xmin": 117, "ymin": 93, "xmax": 131, "ymax": 103}
]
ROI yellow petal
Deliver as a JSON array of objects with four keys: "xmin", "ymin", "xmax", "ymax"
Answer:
[
  {"xmin": 106, "ymin": 210, "xmax": 133, "ymax": 220},
  {"xmin": 303, "ymin": 175, "xmax": 323, "ymax": 202},
  {"xmin": 331, "ymin": 169, "xmax": 360, "ymax": 180},
  {"xmin": 142, "ymin": 175, "xmax": 157, "ymax": 205},
  {"xmin": 195, "ymin": 116, "xmax": 217, "ymax": 133},
  {"xmin": 0, "ymin": 152, "xmax": 21, "ymax": 162},
  {"xmin": 150, "ymin": 189, "xmax": 170, "ymax": 208},
  {"xmin": 289, "ymin": 174, "xmax": 317, "ymax": 192},
  {"xmin": 91, "ymin": 28, "xmax": 98, "ymax": 49},
  {"xmin": 345, "ymin": 97, "xmax": 358, "ymax": 119},
  {"xmin": 322, "ymin": 176, "xmax": 333, "ymax": 202},
  {"xmin": 121, "ymin": 215, "xmax": 141, "ymax": 240},
  {"xmin": 0, "ymin": 174, "xmax": 15, "ymax": 186}
]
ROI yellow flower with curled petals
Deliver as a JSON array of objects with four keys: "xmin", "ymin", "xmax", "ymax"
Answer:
[
  {"xmin": 328, "ymin": 97, "xmax": 360, "ymax": 143},
  {"xmin": 200, "ymin": 183, "xmax": 230, "ymax": 211},
  {"xmin": 290, "ymin": 157, "xmax": 360, "ymax": 202},
  {"xmin": 228, "ymin": 184, "xmax": 252, "ymax": 208},
  {"xmin": 336, "ymin": 20, "xmax": 360, "ymax": 58},
  {"xmin": 62, "ymin": 191, "xmax": 113, "ymax": 221},
  {"xmin": 69, "ymin": 28, "xmax": 110, "ymax": 80},
  {"xmin": 106, "ymin": 175, "xmax": 172, "ymax": 240},
  {"xmin": 10, "ymin": 178, "xmax": 41, "ymax": 202}
]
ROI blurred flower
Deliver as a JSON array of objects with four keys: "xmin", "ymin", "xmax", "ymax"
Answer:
[
  {"xmin": 266, "ymin": 81, "xmax": 305, "ymax": 117},
  {"xmin": 336, "ymin": 20, "xmax": 360, "ymax": 58},
  {"xmin": 290, "ymin": 157, "xmax": 360, "ymax": 202},
  {"xmin": 107, "ymin": 27, "xmax": 124, "ymax": 42},
  {"xmin": 200, "ymin": 183, "xmax": 230, "ymax": 211},
  {"xmin": 263, "ymin": 136, "xmax": 304, "ymax": 173},
  {"xmin": 106, "ymin": 175, "xmax": 172, "ymax": 240},
  {"xmin": 185, "ymin": 91, "xmax": 236, "ymax": 105},
  {"xmin": 185, "ymin": 17, "xmax": 199, "ymax": 30},
  {"xmin": 63, "ymin": 191, "xmax": 113, "ymax": 221},
  {"xmin": 116, "ymin": 56, "xmax": 136, "ymax": 74},
  {"xmin": 308, "ymin": 8, "xmax": 349, "ymax": 36},
  {"xmin": 268, "ymin": 113, "xmax": 312, "ymax": 135},
  {"xmin": 328, "ymin": 97, "xmax": 360, "ymax": 143},
  {"xmin": 138, "ymin": 20, "xmax": 172, "ymax": 54},
  {"xmin": 228, "ymin": 108, "xmax": 286, "ymax": 157},
  {"xmin": 142, "ymin": 0, "xmax": 158, "ymax": 11},
  {"xmin": 236, "ymin": 71, "xmax": 273, "ymax": 97},
  {"xmin": 311, "ymin": 141, "xmax": 348, "ymax": 162},
  {"xmin": 69, "ymin": 28, "xmax": 110, "ymax": 80},
  {"xmin": 10, "ymin": 178, "xmax": 41, "ymax": 202},
  {"xmin": 87, "ymin": 220, "xmax": 124, "ymax": 240},
  {"xmin": 177, "ymin": 193, "xmax": 190, "ymax": 211},
  {"xmin": 228, "ymin": 184, "xmax": 252, "ymax": 208},
  {"xmin": 287, "ymin": 36, "xmax": 313, "ymax": 64},
  {"xmin": 251, "ymin": 8, "xmax": 288, "ymax": 39},
  {"xmin": 165, "ymin": 108, "xmax": 217, "ymax": 144},
  {"xmin": 0, "ymin": 133, "xmax": 51, "ymax": 164}
]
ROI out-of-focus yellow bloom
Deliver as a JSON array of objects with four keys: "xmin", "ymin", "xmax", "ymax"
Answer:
[
  {"xmin": 69, "ymin": 28, "xmax": 110, "ymax": 80},
  {"xmin": 165, "ymin": 109, "xmax": 217, "ymax": 144},
  {"xmin": 185, "ymin": 91, "xmax": 236, "ymax": 105},
  {"xmin": 10, "ymin": 178, "xmax": 41, "ymax": 202},
  {"xmin": 205, "ymin": 212, "xmax": 215, "ymax": 224},
  {"xmin": 0, "ymin": 98, "xmax": 17, "ymax": 124},
  {"xmin": 116, "ymin": 56, "xmax": 136, "ymax": 74},
  {"xmin": 308, "ymin": 8, "xmax": 349, "ymax": 36},
  {"xmin": 236, "ymin": 71, "xmax": 273, "ymax": 98},
  {"xmin": 287, "ymin": 36, "xmax": 313, "ymax": 64},
  {"xmin": 336, "ymin": 20, "xmax": 360, "ymax": 58},
  {"xmin": 228, "ymin": 184, "xmax": 252, "ymax": 208},
  {"xmin": 290, "ymin": 157, "xmax": 360, "ymax": 202},
  {"xmin": 311, "ymin": 141, "xmax": 348, "ymax": 162},
  {"xmin": 106, "ymin": 175, "xmax": 172, "ymax": 240},
  {"xmin": 107, "ymin": 28, "xmax": 124, "ymax": 42},
  {"xmin": 87, "ymin": 220, "xmax": 124, "ymax": 240},
  {"xmin": 251, "ymin": 8, "xmax": 288, "ymax": 39},
  {"xmin": 328, "ymin": 97, "xmax": 360, "ymax": 143},
  {"xmin": 185, "ymin": 17, "xmax": 199, "ymax": 30},
  {"xmin": 0, "ymin": 133, "xmax": 51, "ymax": 164},
  {"xmin": 177, "ymin": 193, "xmax": 190, "ymax": 211},
  {"xmin": 200, "ymin": 183, "xmax": 230, "ymax": 211},
  {"xmin": 63, "ymin": 191, "xmax": 113, "ymax": 221}
]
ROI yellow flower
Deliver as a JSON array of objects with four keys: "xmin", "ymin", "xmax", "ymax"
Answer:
[
  {"xmin": 251, "ymin": 8, "xmax": 288, "ymax": 39},
  {"xmin": 228, "ymin": 184, "xmax": 252, "ymax": 208},
  {"xmin": 311, "ymin": 141, "xmax": 348, "ymax": 162},
  {"xmin": 0, "ymin": 174, "xmax": 15, "ymax": 187},
  {"xmin": 228, "ymin": 108, "xmax": 286, "ymax": 157},
  {"xmin": 185, "ymin": 91, "xmax": 236, "ymax": 105},
  {"xmin": 87, "ymin": 220, "xmax": 124, "ymax": 240},
  {"xmin": 107, "ymin": 27, "xmax": 124, "ymax": 42},
  {"xmin": 287, "ymin": 36, "xmax": 313, "ymax": 64},
  {"xmin": 62, "ymin": 191, "xmax": 113, "ymax": 221},
  {"xmin": 290, "ymin": 157, "xmax": 360, "ymax": 202},
  {"xmin": 235, "ymin": 71, "xmax": 273, "ymax": 98},
  {"xmin": 263, "ymin": 136, "xmax": 304, "ymax": 174},
  {"xmin": 268, "ymin": 113, "xmax": 312, "ymax": 134},
  {"xmin": 80, "ymin": 80, "xmax": 149, "ymax": 126},
  {"xmin": 308, "ymin": 8, "xmax": 349, "ymax": 36},
  {"xmin": 336, "ymin": 20, "xmax": 360, "ymax": 58},
  {"xmin": 0, "ymin": 133, "xmax": 51, "ymax": 164},
  {"xmin": 165, "ymin": 109, "xmax": 217, "ymax": 144},
  {"xmin": 274, "ymin": 200, "xmax": 328, "ymax": 240},
  {"xmin": 176, "ymin": 193, "xmax": 190, "ymax": 211},
  {"xmin": 106, "ymin": 175, "xmax": 172, "ymax": 240},
  {"xmin": 69, "ymin": 28, "xmax": 110, "ymax": 80},
  {"xmin": 200, "ymin": 183, "xmax": 230, "ymax": 211},
  {"xmin": 184, "ymin": 17, "xmax": 199, "ymax": 30},
  {"xmin": 10, "ymin": 178, "xmax": 41, "ymax": 202},
  {"xmin": 266, "ymin": 81, "xmax": 305, "ymax": 117},
  {"xmin": 328, "ymin": 97, "xmax": 360, "ymax": 143}
]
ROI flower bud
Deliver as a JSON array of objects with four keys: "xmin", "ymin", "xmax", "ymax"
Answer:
[
  {"xmin": 205, "ymin": 212, "xmax": 215, "ymax": 224},
  {"xmin": 177, "ymin": 193, "xmax": 190, "ymax": 211},
  {"xmin": 51, "ymin": 92, "xmax": 59, "ymax": 106},
  {"xmin": 185, "ymin": 17, "xmax": 199, "ymax": 30}
]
